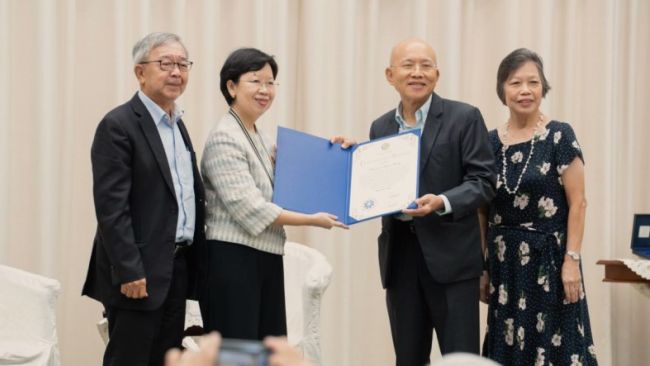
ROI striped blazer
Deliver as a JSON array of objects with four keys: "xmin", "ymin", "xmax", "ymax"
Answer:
[{"xmin": 201, "ymin": 112, "xmax": 286, "ymax": 254}]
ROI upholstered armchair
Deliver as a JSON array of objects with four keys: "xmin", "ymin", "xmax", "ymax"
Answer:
[{"xmin": 282, "ymin": 241, "xmax": 332, "ymax": 365}]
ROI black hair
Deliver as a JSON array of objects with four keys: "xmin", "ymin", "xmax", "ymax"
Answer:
[
  {"xmin": 496, "ymin": 48, "xmax": 551, "ymax": 105},
  {"xmin": 219, "ymin": 48, "xmax": 278, "ymax": 105}
]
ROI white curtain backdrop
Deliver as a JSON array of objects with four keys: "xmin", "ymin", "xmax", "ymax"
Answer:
[{"xmin": 1, "ymin": 1, "xmax": 649, "ymax": 365}]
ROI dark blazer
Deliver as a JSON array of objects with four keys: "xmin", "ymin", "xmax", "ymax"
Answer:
[
  {"xmin": 370, "ymin": 93, "xmax": 496, "ymax": 288},
  {"xmin": 82, "ymin": 93, "xmax": 206, "ymax": 311}
]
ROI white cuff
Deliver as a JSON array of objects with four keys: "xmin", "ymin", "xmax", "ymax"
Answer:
[{"xmin": 436, "ymin": 194, "xmax": 452, "ymax": 216}]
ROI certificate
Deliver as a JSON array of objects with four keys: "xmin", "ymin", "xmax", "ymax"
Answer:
[
  {"xmin": 348, "ymin": 132, "xmax": 420, "ymax": 221},
  {"xmin": 272, "ymin": 127, "xmax": 420, "ymax": 225}
]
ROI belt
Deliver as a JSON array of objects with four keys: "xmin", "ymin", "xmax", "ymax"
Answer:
[{"xmin": 174, "ymin": 241, "xmax": 191, "ymax": 257}]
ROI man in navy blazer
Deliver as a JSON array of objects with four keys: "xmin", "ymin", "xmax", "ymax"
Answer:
[
  {"xmin": 369, "ymin": 39, "xmax": 496, "ymax": 366},
  {"xmin": 82, "ymin": 32, "xmax": 205, "ymax": 366}
]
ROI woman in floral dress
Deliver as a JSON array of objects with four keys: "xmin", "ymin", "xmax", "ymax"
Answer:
[{"xmin": 480, "ymin": 48, "xmax": 597, "ymax": 365}]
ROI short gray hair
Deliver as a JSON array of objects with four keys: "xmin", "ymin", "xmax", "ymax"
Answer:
[{"xmin": 132, "ymin": 32, "xmax": 188, "ymax": 64}]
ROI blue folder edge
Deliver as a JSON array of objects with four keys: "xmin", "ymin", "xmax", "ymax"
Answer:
[{"xmin": 272, "ymin": 127, "xmax": 421, "ymax": 225}]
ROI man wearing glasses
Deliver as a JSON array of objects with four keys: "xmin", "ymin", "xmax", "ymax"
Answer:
[{"xmin": 82, "ymin": 32, "xmax": 205, "ymax": 366}]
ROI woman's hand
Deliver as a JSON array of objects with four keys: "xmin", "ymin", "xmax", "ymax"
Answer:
[
  {"xmin": 479, "ymin": 271, "xmax": 490, "ymax": 304},
  {"xmin": 329, "ymin": 135, "xmax": 356, "ymax": 149},
  {"xmin": 561, "ymin": 257, "xmax": 583, "ymax": 303},
  {"xmin": 310, "ymin": 212, "xmax": 349, "ymax": 230}
]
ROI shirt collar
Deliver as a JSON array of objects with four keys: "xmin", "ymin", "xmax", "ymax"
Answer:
[
  {"xmin": 137, "ymin": 90, "xmax": 184, "ymax": 127},
  {"xmin": 395, "ymin": 94, "xmax": 432, "ymax": 130}
]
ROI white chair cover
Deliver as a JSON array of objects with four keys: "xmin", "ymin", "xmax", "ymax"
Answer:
[
  {"xmin": 283, "ymin": 241, "xmax": 332, "ymax": 366},
  {"xmin": 0, "ymin": 265, "xmax": 61, "ymax": 366}
]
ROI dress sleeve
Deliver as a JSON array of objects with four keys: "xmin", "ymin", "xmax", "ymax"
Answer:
[{"xmin": 553, "ymin": 122, "xmax": 584, "ymax": 173}]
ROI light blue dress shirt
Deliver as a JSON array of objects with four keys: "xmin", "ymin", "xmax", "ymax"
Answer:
[
  {"xmin": 395, "ymin": 94, "xmax": 452, "ymax": 217},
  {"xmin": 138, "ymin": 91, "xmax": 196, "ymax": 243}
]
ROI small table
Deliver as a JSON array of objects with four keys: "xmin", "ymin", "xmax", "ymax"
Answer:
[
  {"xmin": 597, "ymin": 259, "xmax": 650, "ymax": 299},
  {"xmin": 596, "ymin": 260, "xmax": 650, "ymax": 283}
]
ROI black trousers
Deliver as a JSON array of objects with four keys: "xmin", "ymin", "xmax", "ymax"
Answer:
[
  {"xmin": 103, "ymin": 254, "xmax": 188, "ymax": 366},
  {"xmin": 386, "ymin": 221, "xmax": 479, "ymax": 366},
  {"xmin": 199, "ymin": 240, "xmax": 287, "ymax": 340}
]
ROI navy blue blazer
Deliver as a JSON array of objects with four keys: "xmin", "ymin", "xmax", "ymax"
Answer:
[
  {"xmin": 370, "ymin": 92, "xmax": 496, "ymax": 287},
  {"xmin": 82, "ymin": 93, "xmax": 206, "ymax": 311}
]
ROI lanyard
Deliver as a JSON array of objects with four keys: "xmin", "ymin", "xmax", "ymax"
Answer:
[{"xmin": 229, "ymin": 109, "xmax": 274, "ymax": 187}]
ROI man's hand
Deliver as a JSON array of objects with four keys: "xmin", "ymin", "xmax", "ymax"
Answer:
[
  {"xmin": 401, "ymin": 194, "xmax": 443, "ymax": 217},
  {"xmin": 120, "ymin": 277, "xmax": 148, "ymax": 299},
  {"xmin": 329, "ymin": 135, "xmax": 356, "ymax": 149}
]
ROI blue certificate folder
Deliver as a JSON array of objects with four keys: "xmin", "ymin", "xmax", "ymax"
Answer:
[{"xmin": 272, "ymin": 127, "xmax": 421, "ymax": 225}]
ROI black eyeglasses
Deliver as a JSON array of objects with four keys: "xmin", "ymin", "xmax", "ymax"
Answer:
[{"xmin": 139, "ymin": 59, "xmax": 194, "ymax": 72}]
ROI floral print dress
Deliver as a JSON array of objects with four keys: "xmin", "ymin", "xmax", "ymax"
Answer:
[{"xmin": 482, "ymin": 121, "xmax": 597, "ymax": 366}]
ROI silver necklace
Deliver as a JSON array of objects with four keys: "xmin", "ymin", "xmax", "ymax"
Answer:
[{"xmin": 500, "ymin": 114, "xmax": 544, "ymax": 195}]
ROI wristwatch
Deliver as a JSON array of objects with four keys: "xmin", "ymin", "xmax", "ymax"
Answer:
[{"xmin": 566, "ymin": 250, "xmax": 581, "ymax": 261}]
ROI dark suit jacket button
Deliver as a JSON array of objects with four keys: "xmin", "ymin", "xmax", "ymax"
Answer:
[{"xmin": 171, "ymin": 208, "xmax": 177, "ymax": 214}]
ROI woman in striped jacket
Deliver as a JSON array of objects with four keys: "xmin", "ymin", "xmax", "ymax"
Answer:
[{"xmin": 199, "ymin": 47, "xmax": 348, "ymax": 340}]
